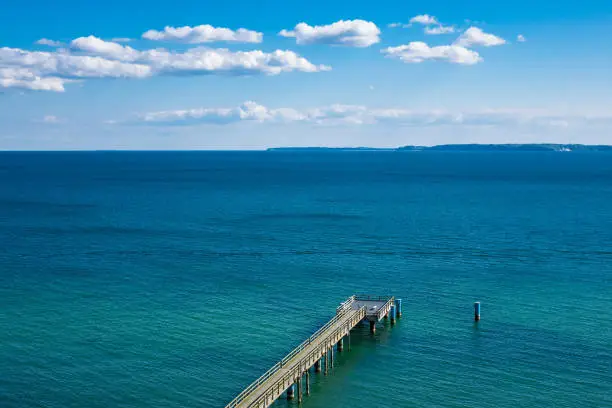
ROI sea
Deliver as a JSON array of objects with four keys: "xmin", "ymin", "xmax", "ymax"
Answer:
[{"xmin": 1, "ymin": 151, "xmax": 610, "ymax": 408}]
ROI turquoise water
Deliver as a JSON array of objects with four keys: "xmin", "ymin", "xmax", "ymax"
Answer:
[{"xmin": 1, "ymin": 151, "xmax": 611, "ymax": 408}]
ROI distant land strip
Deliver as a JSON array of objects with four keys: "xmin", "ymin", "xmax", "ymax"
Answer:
[{"xmin": 267, "ymin": 144, "xmax": 612, "ymax": 152}]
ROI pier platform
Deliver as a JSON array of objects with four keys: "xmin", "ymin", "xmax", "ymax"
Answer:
[{"xmin": 224, "ymin": 295, "xmax": 401, "ymax": 408}]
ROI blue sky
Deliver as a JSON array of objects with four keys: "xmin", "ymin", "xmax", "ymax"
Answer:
[{"xmin": 1, "ymin": 0, "xmax": 611, "ymax": 149}]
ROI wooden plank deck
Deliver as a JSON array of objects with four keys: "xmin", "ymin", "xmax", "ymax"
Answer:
[{"xmin": 224, "ymin": 295, "xmax": 395, "ymax": 408}]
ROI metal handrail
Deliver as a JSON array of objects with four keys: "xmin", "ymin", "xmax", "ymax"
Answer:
[
  {"xmin": 354, "ymin": 294, "xmax": 393, "ymax": 302},
  {"xmin": 375, "ymin": 296, "xmax": 395, "ymax": 320},
  {"xmin": 335, "ymin": 295, "xmax": 355, "ymax": 314},
  {"xmin": 225, "ymin": 300, "xmax": 363, "ymax": 408}
]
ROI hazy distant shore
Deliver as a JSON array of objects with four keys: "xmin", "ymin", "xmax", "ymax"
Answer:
[{"xmin": 267, "ymin": 144, "xmax": 612, "ymax": 152}]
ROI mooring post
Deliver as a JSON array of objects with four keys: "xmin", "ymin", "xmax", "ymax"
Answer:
[
  {"xmin": 306, "ymin": 370, "xmax": 310, "ymax": 395},
  {"xmin": 390, "ymin": 305, "xmax": 396, "ymax": 325},
  {"xmin": 369, "ymin": 320, "xmax": 376, "ymax": 334},
  {"xmin": 474, "ymin": 301, "xmax": 481, "ymax": 321},
  {"xmin": 287, "ymin": 384, "xmax": 295, "ymax": 400},
  {"xmin": 396, "ymin": 298, "xmax": 402, "ymax": 318},
  {"xmin": 337, "ymin": 337, "xmax": 343, "ymax": 352}
]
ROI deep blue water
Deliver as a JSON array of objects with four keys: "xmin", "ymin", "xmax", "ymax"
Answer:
[{"xmin": 1, "ymin": 151, "xmax": 611, "ymax": 408}]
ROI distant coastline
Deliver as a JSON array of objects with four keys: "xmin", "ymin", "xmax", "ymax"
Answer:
[{"xmin": 267, "ymin": 144, "xmax": 612, "ymax": 152}]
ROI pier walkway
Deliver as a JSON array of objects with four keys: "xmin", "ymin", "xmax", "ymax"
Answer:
[{"xmin": 224, "ymin": 295, "xmax": 401, "ymax": 408}]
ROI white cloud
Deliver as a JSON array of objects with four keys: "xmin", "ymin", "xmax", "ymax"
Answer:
[
  {"xmin": 517, "ymin": 34, "xmax": 526, "ymax": 42},
  {"xmin": 279, "ymin": 20, "xmax": 380, "ymax": 47},
  {"xmin": 424, "ymin": 25, "xmax": 456, "ymax": 35},
  {"xmin": 409, "ymin": 15, "xmax": 438, "ymax": 25},
  {"xmin": 0, "ymin": 38, "xmax": 328, "ymax": 92},
  {"xmin": 111, "ymin": 37, "xmax": 132, "ymax": 43},
  {"xmin": 455, "ymin": 27, "xmax": 506, "ymax": 47},
  {"xmin": 382, "ymin": 42, "xmax": 482, "ymax": 65},
  {"xmin": 36, "ymin": 38, "xmax": 63, "ymax": 47},
  {"xmin": 126, "ymin": 102, "xmax": 610, "ymax": 128},
  {"xmin": 142, "ymin": 24, "xmax": 262, "ymax": 44},
  {"xmin": 144, "ymin": 47, "xmax": 330, "ymax": 76},
  {"xmin": 382, "ymin": 26, "xmax": 505, "ymax": 66},
  {"xmin": 70, "ymin": 36, "xmax": 141, "ymax": 61},
  {"xmin": 30, "ymin": 115, "xmax": 65, "ymax": 124},
  {"xmin": 0, "ymin": 67, "xmax": 67, "ymax": 92},
  {"xmin": 0, "ymin": 77, "xmax": 66, "ymax": 92},
  {"xmin": 42, "ymin": 115, "xmax": 60, "ymax": 123},
  {"xmin": 0, "ymin": 47, "xmax": 152, "ymax": 79},
  {"xmin": 390, "ymin": 15, "xmax": 455, "ymax": 34}
]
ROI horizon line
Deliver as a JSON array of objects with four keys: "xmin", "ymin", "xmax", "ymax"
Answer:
[{"xmin": 2, "ymin": 142, "xmax": 612, "ymax": 153}]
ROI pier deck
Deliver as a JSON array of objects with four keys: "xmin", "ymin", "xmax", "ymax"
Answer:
[{"xmin": 225, "ymin": 295, "xmax": 399, "ymax": 408}]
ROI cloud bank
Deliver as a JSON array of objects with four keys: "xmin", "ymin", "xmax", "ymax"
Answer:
[
  {"xmin": 3, "ymin": 17, "xmax": 513, "ymax": 91},
  {"xmin": 0, "ymin": 36, "xmax": 329, "ymax": 92},
  {"xmin": 126, "ymin": 101, "xmax": 608, "ymax": 128}
]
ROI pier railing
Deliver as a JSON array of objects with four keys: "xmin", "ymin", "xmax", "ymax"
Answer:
[
  {"xmin": 375, "ymin": 296, "xmax": 395, "ymax": 320},
  {"xmin": 354, "ymin": 294, "xmax": 393, "ymax": 302},
  {"xmin": 225, "ymin": 304, "xmax": 366, "ymax": 408}
]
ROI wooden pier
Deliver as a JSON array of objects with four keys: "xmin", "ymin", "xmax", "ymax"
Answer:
[{"xmin": 224, "ymin": 295, "xmax": 402, "ymax": 408}]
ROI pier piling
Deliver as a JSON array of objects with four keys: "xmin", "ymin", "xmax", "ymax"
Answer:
[
  {"xmin": 287, "ymin": 384, "xmax": 294, "ymax": 400},
  {"xmin": 474, "ymin": 301, "xmax": 481, "ymax": 321},
  {"xmin": 324, "ymin": 351, "xmax": 329, "ymax": 375},
  {"xmin": 297, "ymin": 377, "xmax": 302, "ymax": 403}
]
